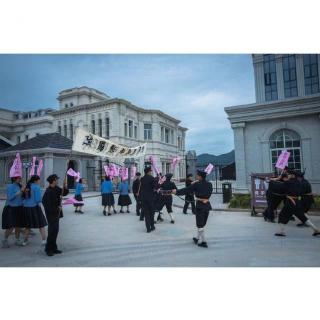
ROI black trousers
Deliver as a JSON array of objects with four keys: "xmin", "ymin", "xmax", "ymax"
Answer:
[
  {"xmin": 134, "ymin": 195, "xmax": 142, "ymax": 216},
  {"xmin": 159, "ymin": 196, "xmax": 173, "ymax": 213},
  {"xmin": 195, "ymin": 207, "xmax": 209, "ymax": 228},
  {"xmin": 265, "ymin": 195, "xmax": 284, "ymax": 220},
  {"xmin": 142, "ymin": 202, "xmax": 154, "ymax": 231},
  {"xmin": 183, "ymin": 197, "xmax": 195, "ymax": 213},
  {"xmin": 278, "ymin": 199, "xmax": 308, "ymax": 225},
  {"xmin": 45, "ymin": 219, "xmax": 60, "ymax": 253}
]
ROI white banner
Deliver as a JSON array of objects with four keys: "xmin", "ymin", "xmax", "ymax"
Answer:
[{"xmin": 72, "ymin": 128, "xmax": 147, "ymax": 158}]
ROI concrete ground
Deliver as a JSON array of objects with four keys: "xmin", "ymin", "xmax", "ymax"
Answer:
[{"xmin": 0, "ymin": 194, "xmax": 320, "ymax": 267}]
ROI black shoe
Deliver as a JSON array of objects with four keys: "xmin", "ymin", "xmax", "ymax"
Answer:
[
  {"xmin": 198, "ymin": 242, "xmax": 208, "ymax": 248},
  {"xmin": 79, "ymin": 210, "xmax": 84, "ymax": 214},
  {"xmin": 75, "ymin": 210, "xmax": 78, "ymax": 213},
  {"xmin": 171, "ymin": 220, "xmax": 175, "ymax": 224},
  {"xmin": 193, "ymin": 237, "xmax": 198, "ymax": 244},
  {"xmin": 312, "ymin": 231, "xmax": 320, "ymax": 237},
  {"xmin": 127, "ymin": 210, "xmax": 130, "ymax": 213},
  {"xmin": 151, "ymin": 226, "xmax": 155, "ymax": 231},
  {"xmin": 54, "ymin": 249, "xmax": 62, "ymax": 254},
  {"xmin": 103, "ymin": 210, "xmax": 106, "ymax": 216},
  {"xmin": 275, "ymin": 233, "xmax": 286, "ymax": 237},
  {"xmin": 147, "ymin": 229, "xmax": 151, "ymax": 233},
  {"xmin": 120, "ymin": 210, "xmax": 124, "ymax": 213},
  {"xmin": 46, "ymin": 251, "xmax": 54, "ymax": 256},
  {"xmin": 108, "ymin": 213, "xmax": 111, "ymax": 216},
  {"xmin": 113, "ymin": 210, "xmax": 117, "ymax": 214},
  {"xmin": 183, "ymin": 212, "xmax": 187, "ymax": 214},
  {"xmin": 297, "ymin": 223, "xmax": 308, "ymax": 227},
  {"xmin": 139, "ymin": 217, "xmax": 144, "ymax": 221},
  {"xmin": 136, "ymin": 213, "xmax": 140, "ymax": 216}
]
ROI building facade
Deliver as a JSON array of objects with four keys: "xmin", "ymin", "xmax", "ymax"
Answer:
[
  {"xmin": 0, "ymin": 86, "xmax": 187, "ymax": 189},
  {"xmin": 225, "ymin": 54, "xmax": 320, "ymax": 193}
]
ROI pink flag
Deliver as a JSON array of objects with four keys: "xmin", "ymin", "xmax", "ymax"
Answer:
[
  {"xmin": 62, "ymin": 197, "xmax": 84, "ymax": 205},
  {"xmin": 275, "ymin": 150, "xmax": 291, "ymax": 170},
  {"xmin": 37, "ymin": 159, "xmax": 44, "ymax": 176},
  {"xmin": 149, "ymin": 155, "xmax": 160, "ymax": 175},
  {"xmin": 122, "ymin": 168, "xmax": 129, "ymax": 181},
  {"xmin": 108, "ymin": 164, "xmax": 116, "ymax": 178},
  {"xmin": 67, "ymin": 167, "xmax": 80, "ymax": 181},
  {"xmin": 29, "ymin": 156, "xmax": 37, "ymax": 176},
  {"xmin": 9, "ymin": 153, "xmax": 22, "ymax": 178},
  {"xmin": 205, "ymin": 163, "xmax": 214, "ymax": 174},
  {"xmin": 171, "ymin": 156, "xmax": 181, "ymax": 171},
  {"xmin": 104, "ymin": 165, "xmax": 109, "ymax": 176},
  {"xmin": 130, "ymin": 165, "xmax": 137, "ymax": 179},
  {"xmin": 159, "ymin": 175, "xmax": 166, "ymax": 185}
]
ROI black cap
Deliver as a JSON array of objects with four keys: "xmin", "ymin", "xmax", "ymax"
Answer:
[
  {"xmin": 287, "ymin": 168, "xmax": 297, "ymax": 175},
  {"xmin": 197, "ymin": 170, "xmax": 207, "ymax": 179},
  {"xmin": 136, "ymin": 172, "xmax": 141, "ymax": 176},
  {"xmin": 187, "ymin": 173, "xmax": 193, "ymax": 178},
  {"xmin": 295, "ymin": 170, "xmax": 305, "ymax": 177},
  {"xmin": 47, "ymin": 174, "xmax": 59, "ymax": 184},
  {"xmin": 165, "ymin": 173, "xmax": 173, "ymax": 180},
  {"xmin": 144, "ymin": 167, "xmax": 152, "ymax": 175}
]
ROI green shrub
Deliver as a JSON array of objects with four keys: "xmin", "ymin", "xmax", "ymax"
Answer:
[
  {"xmin": 313, "ymin": 196, "xmax": 320, "ymax": 209},
  {"xmin": 228, "ymin": 193, "xmax": 251, "ymax": 209}
]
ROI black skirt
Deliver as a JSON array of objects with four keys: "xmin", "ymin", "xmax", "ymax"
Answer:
[
  {"xmin": 2, "ymin": 205, "xmax": 23, "ymax": 230},
  {"xmin": 118, "ymin": 194, "xmax": 132, "ymax": 206},
  {"xmin": 23, "ymin": 206, "xmax": 48, "ymax": 229},
  {"xmin": 102, "ymin": 193, "xmax": 115, "ymax": 206},
  {"xmin": 74, "ymin": 194, "xmax": 84, "ymax": 207}
]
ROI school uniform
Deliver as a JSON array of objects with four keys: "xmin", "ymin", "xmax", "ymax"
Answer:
[
  {"xmin": 74, "ymin": 182, "xmax": 84, "ymax": 207},
  {"xmin": 101, "ymin": 180, "xmax": 115, "ymax": 206},
  {"xmin": 2, "ymin": 183, "xmax": 23, "ymax": 230},
  {"xmin": 118, "ymin": 182, "xmax": 132, "ymax": 206},
  {"xmin": 22, "ymin": 183, "xmax": 47, "ymax": 229}
]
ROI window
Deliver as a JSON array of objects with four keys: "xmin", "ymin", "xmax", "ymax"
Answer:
[
  {"xmin": 134, "ymin": 125, "xmax": 138, "ymax": 139},
  {"xmin": 263, "ymin": 54, "xmax": 278, "ymax": 101},
  {"xmin": 25, "ymin": 135, "xmax": 29, "ymax": 141},
  {"xmin": 269, "ymin": 129, "xmax": 302, "ymax": 171},
  {"xmin": 91, "ymin": 120, "xmax": 95, "ymax": 134},
  {"xmin": 170, "ymin": 129, "xmax": 174, "ymax": 144},
  {"xmin": 282, "ymin": 54, "xmax": 298, "ymax": 98},
  {"xmin": 164, "ymin": 128, "xmax": 170, "ymax": 143},
  {"xmin": 98, "ymin": 118, "xmax": 102, "ymax": 137},
  {"xmin": 58, "ymin": 125, "xmax": 62, "ymax": 134},
  {"xmin": 65, "ymin": 103, "xmax": 68, "ymax": 108},
  {"xmin": 161, "ymin": 127, "xmax": 164, "ymax": 141},
  {"xmin": 70, "ymin": 102, "xmax": 74, "ymax": 107},
  {"xmin": 124, "ymin": 123, "xmax": 128, "ymax": 136},
  {"xmin": 165, "ymin": 163, "xmax": 170, "ymax": 174},
  {"xmin": 17, "ymin": 136, "xmax": 20, "ymax": 143},
  {"xmin": 178, "ymin": 136, "xmax": 181, "ymax": 149},
  {"xmin": 64, "ymin": 124, "xmax": 67, "ymax": 137},
  {"xmin": 69, "ymin": 123, "xmax": 73, "ymax": 140},
  {"xmin": 105, "ymin": 117, "xmax": 110, "ymax": 139},
  {"xmin": 144, "ymin": 123, "xmax": 152, "ymax": 140},
  {"xmin": 128, "ymin": 120, "xmax": 133, "ymax": 138},
  {"xmin": 304, "ymin": 54, "xmax": 319, "ymax": 95}
]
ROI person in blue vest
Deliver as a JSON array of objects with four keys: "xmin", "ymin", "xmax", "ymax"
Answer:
[
  {"xmin": 22, "ymin": 175, "xmax": 47, "ymax": 246},
  {"xmin": 101, "ymin": 176, "xmax": 117, "ymax": 216},
  {"xmin": 2, "ymin": 175, "xmax": 25, "ymax": 248},
  {"xmin": 74, "ymin": 178, "xmax": 85, "ymax": 214},
  {"xmin": 118, "ymin": 178, "xmax": 132, "ymax": 213}
]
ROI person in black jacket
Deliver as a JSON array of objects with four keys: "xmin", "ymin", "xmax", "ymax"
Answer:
[
  {"xmin": 132, "ymin": 172, "xmax": 142, "ymax": 219},
  {"xmin": 42, "ymin": 174, "xmax": 69, "ymax": 256},
  {"xmin": 183, "ymin": 174, "xmax": 195, "ymax": 214},
  {"xmin": 140, "ymin": 167, "xmax": 159, "ymax": 233},
  {"xmin": 158, "ymin": 173, "xmax": 177, "ymax": 223},
  {"xmin": 173, "ymin": 170, "xmax": 213, "ymax": 248}
]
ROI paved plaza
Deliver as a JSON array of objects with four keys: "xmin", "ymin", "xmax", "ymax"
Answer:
[{"xmin": 1, "ymin": 194, "xmax": 320, "ymax": 267}]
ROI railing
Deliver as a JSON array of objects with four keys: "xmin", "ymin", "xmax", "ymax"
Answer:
[{"xmin": 209, "ymin": 180, "xmax": 236, "ymax": 194}]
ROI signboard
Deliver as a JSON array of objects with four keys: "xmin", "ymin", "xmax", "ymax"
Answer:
[{"xmin": 250, "ymin": 173, "xmax": 274, "ymax": 208}]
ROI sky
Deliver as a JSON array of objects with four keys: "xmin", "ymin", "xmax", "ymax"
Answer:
[{"xmin": 0, "ymin": 54, "xmax": 255, "ymax": 155}]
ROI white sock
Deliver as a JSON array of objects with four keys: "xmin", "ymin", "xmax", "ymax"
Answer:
[
  {"xmin": 277, "ymin": 223, "xmax": 286, "ymax": 234},
  {"xmin": 305, "ymin": 220, "xmax": 318, "ymax": 231},
  {"xmin": 198, "ymin": 228, "xmax": 204, "ymax": 243},
  {"xmin": 169, "ymin": 212, "xmax": 174, "ymax": 221},
  {"xmin": 42, "ymin": 239, "xmax": 47, "ymax": 244}
]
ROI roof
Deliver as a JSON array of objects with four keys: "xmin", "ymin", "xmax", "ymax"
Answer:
[{"xmin": 0, "ymin": 133, "xmax": 73, "ymax": 153}]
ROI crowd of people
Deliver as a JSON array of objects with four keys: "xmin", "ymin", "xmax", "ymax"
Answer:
[{"xmin": 2, "ymin": 165, "xmax": 320, "ymax": 258}]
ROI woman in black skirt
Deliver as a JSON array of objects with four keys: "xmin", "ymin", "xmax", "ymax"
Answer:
[
  {"xmin": 22, "ymin": 175, "xmax": 47, "ymax": 246},
  {"xmin": 74, "ymin": 178, "xmax": 85, "ymax": 214},
  {"xmin": 2, "ymin": 176, "xmax": 25, "ymax": 248},
  {"xmin": 118, "ymin": 179, "xmax": 132, "ymax": 213},
  {"xmin": 101, "ymin": 176, "xmax": 116, "ymax": 216}
]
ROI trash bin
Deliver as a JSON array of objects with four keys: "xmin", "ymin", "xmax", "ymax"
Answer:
[{"xmin": 222, "ymin": 182, "xmax": 232, "ymax": 203}]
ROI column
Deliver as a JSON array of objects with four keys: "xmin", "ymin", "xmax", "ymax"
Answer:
[
  {"xmin": 296, "ymin": 54, "xmax": 305, "ymax": 97},
  {"xmin": 261, "ymin": 141, "xmax": 271, "ymax": 173},
  {"xmin": 301, "ymin": 138, "xmax": 313, "ymax": 180},
  {"xmin": 232, "ymin": 122, "xmax": 248, "ymax": 192},
  {"xmin": 253, "ymin": 55, "xmax": 265, "ymax": 103}
]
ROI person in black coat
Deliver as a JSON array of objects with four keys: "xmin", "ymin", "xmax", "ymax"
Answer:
[
  {"xmin": 132, "ymin": 172, "xmax": 142, "ymax": 219},
  {"xmin": 173, "ymin": 170, "xmax": 213, "ymax": 248},
  {"xmin": 42, "ymin": 174, "xmax": 69, "ymax": 256},
  {"xmin": 158, "ymin": 173, "xmax": 177, "ymax": 223},
  {"xmin": 140, "ymin": 167, "xmax": 159, "ymax": 233},
  {"xmin": 183, "ymin": 174, "xmax": 195, "ymax": 214}
]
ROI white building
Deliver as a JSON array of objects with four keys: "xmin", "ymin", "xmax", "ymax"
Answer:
[
  {"xmin": 225, "ymin": 54, "xmax": 320, "ymax": 193},
  {"xmin": 0, "ymin": 86, "xmax": 187, "ymax": 189}
]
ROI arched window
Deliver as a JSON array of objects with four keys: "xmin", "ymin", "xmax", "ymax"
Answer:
[{"xmin": 269, "ymin": 129, "xmax": 302, "ymax": 171}]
